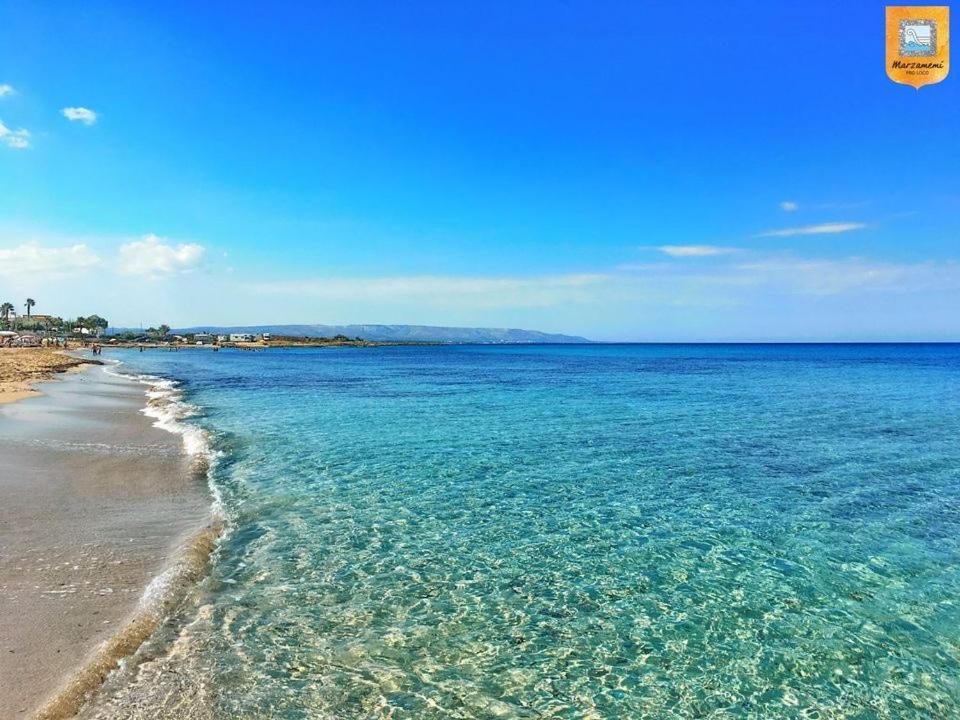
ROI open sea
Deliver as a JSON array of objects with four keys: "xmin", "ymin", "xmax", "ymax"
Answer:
[{"xmin": 83, "ymin": 344, "xmax": 960, "ymax": 719}]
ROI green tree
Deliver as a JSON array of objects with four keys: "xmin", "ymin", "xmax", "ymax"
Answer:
[
  {"xmin": 25, "ymin": 298, "xmax": 35, "ymax": 317},
  {"xmin": 85, "ymin": 315, "xmax": 109, "ymax": 338},
  {"xmin": 0, "ymin": 302, "xmax": 13, "ymax": 329},
  {"xmin": 158, "ymin": 324, "xmax": 171, "ymax": 338}
]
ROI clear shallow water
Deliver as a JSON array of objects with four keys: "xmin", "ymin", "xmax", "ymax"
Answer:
[{"xmin": 84, "ymin": 344, "xmax": 960, "ymax": 719}]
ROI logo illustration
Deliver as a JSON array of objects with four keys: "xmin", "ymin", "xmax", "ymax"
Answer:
[
  {"xmin": 900, "ymin": 19, "xmax": 936, "ymax": 56},
  {"xmin": 886, "ymin": 6, "xmax": 949, "ymax": 88}
]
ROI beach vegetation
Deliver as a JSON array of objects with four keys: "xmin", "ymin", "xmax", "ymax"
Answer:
[
  {"xmin": 0, "ymin": 306, "xmax": 110, "ymax": 339},
  {"xmin": 0, "ymin": 303, "xmax": 14, "ymax": 329}
]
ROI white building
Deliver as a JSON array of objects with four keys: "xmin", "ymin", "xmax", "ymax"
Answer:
[{"xmin": 229, "ymin": 333, "xmax": 255, "ymax": 342}]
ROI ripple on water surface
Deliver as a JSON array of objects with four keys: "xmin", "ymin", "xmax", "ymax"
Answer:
[{"xmin": 80, "ymin": 345, "xmax": 960, "ymax": 719}]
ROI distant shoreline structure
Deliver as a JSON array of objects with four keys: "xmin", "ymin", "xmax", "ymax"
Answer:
[{"xmin": 107, "ymin": 323, "xmax": 593, "ymax": 344}]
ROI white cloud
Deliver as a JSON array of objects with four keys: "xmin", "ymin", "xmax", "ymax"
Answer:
[
  {"xmin": 780, "ymin": 201, "xmax": 798, "ymax": 212},
  {"xmin": 117, "ymin": 235, "xmax": 206, "ymax": 277},
  {"xmin": 0, "ymin": 242, "xmax": 101, "ymax": 276},
  {"xmin": 756, "ymin": 222, "xmax": 866, "ymax": 238},
  {"xmin": 657, "ymin": 245, "xmax": 738, "ymax": 257},
  {"xmin": 0, "ymin": 84, "xmax": 15, "ymax": 98},
  {"xmin": 61, "ymin": 107, "xmax": 98, "ymax": 125},
  {"xmin": 0, "ymin": 119, "xmax": 30, "ymax": 149}
]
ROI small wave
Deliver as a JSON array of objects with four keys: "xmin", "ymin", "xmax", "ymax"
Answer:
[
  {"xmin": 102, "ymin": 362, "xmax": 226, "ymax": 517},
  {"xmin": 142, "ymin": 380, "xmax": 211, "ymax": 465}
]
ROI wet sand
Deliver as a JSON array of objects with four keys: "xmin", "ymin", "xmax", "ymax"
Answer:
[{"xmin": 0, "ymin": 365, "xmax": 212, "ymax": 718}]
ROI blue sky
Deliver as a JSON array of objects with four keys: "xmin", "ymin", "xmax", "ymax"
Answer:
[{"xmin": 1, "ymin": 0, "xmax": 958, "ymax": 340}]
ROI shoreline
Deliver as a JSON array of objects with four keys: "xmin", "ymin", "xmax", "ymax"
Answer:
[
  {"xmin": 33, "ymin": 521, "xmax": 222, "ymax": 720},
  {"xmin": 0, "ymin": 360, "xmax": 218, "ymax": 718}
]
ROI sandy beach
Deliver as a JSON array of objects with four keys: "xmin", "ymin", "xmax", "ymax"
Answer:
[
  {"xmin": 0, "ymin": 348, "xmax": 98, "ymax": 405},
  {"xmin": 0, "ymin": 357, "xmax": 213, "ymax": 718}
]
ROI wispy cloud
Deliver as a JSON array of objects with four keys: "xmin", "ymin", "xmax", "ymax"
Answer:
[
  {"xmin": 252, "ymin": 273, "xmax": 610, "ymax": 308},
  {"xmin": 657, "ymin": 245, "xmax": 738, "ymax": 257},
  {"xmin": 734, "ymin": 257, "xmax": 960, "ymax": 295},
  {"xmin": 779, "ymin": 201, "xmax": 798, "ymax": 212},
  {"xmin": 0, "ymin": 242, "xmax": 101, "ymax": 276},
  {"xmin": 756, "ymin": 222, "xmax": 866, "ymax": 238},
  {"xmin": 61, "ymin": 106, "xmax": 98, "ymax": 125},
  {"xmin": 622, "ymin": 255, "xmax": 960, "ymax": 301},
  {"xmin": 248, "ymin": 254, "xmax": 960, "ymax": 313},
  {"xmin": 0, "ymin": 119, "xmax": 30, "ymax": 149},
  {"xmin": 3, "ymin": 219, "xmax": 956, "ymax": 340},
  {"xmin": 815, "ymin": 200, "xmax": 871, "ymax": 211},
  {"xmin": 117, "ymin": 235, "xmax": 205, "ymax": 277},
  {"xmin": 0, "ymin": 84, "xmax": 15, "ymax": 98}
]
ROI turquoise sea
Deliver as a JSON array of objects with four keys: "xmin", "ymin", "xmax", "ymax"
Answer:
[{"xmin": 87, "ymin": 344, "xmax": 960, "ymax": 719}]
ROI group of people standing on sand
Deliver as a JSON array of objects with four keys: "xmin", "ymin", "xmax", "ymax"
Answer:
[{"xmin": 91, "ymin": 343, "xmax": 103, "ymax": 355}]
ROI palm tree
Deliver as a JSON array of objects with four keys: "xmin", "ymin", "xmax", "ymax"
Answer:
[
  {"xmin": 0, "ymin": 302, "xmax": 13, "ymax": 328},
  {"xmin": 25, "ymin": 298, "xmax": 35, "ymax": 317}
]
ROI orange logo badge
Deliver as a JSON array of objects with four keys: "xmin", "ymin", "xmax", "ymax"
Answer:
[{"xmin": 886, "ymin": 6, "xmax": 950, "ymax": 88}]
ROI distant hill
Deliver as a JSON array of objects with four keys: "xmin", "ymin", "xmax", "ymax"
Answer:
[{"xmin": 110, "ymin": 324, "xmax": 591, "ymax": 344}]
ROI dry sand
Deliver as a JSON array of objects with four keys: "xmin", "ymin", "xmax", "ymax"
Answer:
[
  {"xmin": 0, "ymin": 362, "xmax": 212, "ymax": 718},
  {"xmin": 0, "ymin": 348, "xmax": 97, "ymax": 405}
]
